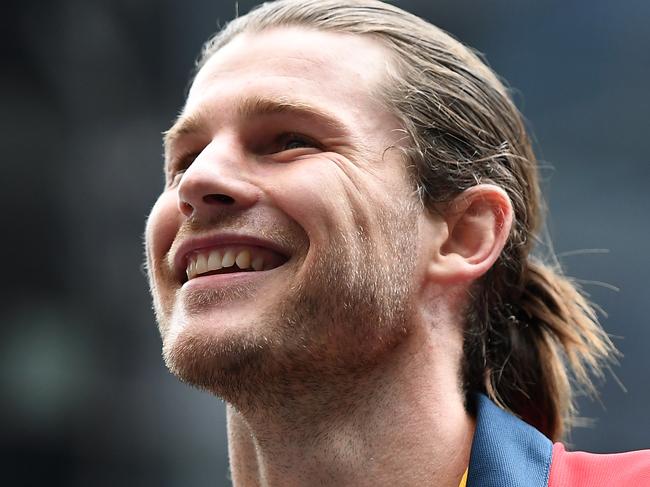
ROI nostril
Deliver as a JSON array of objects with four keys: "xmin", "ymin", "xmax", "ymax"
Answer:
[
  {"xmin": 180, "ymin": 201, "xmax": 193, "ymax": 215},
  {"xmin": 204, "ymin": 193, "xmax": 235, "ymax": 205}
]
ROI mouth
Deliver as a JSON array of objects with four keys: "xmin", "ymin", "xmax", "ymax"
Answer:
[{"xmin": 179, "ymin": 242, "xmax": 289, "ymax": 284}]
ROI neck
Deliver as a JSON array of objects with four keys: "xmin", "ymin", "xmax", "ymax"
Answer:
[{"xmin": 225, "ymin": 320, "xmax": 474, "ymax": 487}]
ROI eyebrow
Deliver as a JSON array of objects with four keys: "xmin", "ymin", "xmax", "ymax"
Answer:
[{"xmin": 163, "ymin": 95, "xmax": 350, "ymax": 159}]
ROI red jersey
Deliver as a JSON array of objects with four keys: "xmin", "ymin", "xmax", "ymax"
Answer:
[{"xmin": 467, "ymin": 394, "xmax": 650, "ymax": 486}]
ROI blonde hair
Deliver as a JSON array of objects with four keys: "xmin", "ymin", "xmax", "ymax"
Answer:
[{"xmin": 196, "ymin": 0, "xmax": 616, "ymax": 441}]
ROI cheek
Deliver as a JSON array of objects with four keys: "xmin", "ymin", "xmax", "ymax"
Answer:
[
  {"xmin": 145, "ymin": 192, "xmax": 181, "ymax": 272},
  {"xmin": 263, "ymin": 162, "xmax": 358, "ymax": 244},
  {"xmin": 259, "ymin": 153, "xmax": 415, "ymax": 259}
]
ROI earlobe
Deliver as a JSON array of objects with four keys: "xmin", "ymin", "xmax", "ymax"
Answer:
[{"xmin": 428, "ymin": 184, "xmax": 513, "ymax": 284}]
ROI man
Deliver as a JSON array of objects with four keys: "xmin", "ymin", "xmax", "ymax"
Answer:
[{"xmin": 144, "ymin": 1, "xmax": 649, "ymax": 485}]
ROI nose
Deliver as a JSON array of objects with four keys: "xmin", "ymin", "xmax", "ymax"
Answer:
[{"xmin": 176, "ymin": 138, "xmax": 260, "ymax": 220}]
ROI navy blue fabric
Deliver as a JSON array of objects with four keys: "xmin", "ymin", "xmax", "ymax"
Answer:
[{"xmin": 467, "ymin": 394, "xmax": 553, "ymax": 487}]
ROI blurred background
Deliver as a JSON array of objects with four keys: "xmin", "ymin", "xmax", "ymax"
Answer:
[{"xmin": 2, "ymin": 0, "xmax": 648, "ymax": 485}]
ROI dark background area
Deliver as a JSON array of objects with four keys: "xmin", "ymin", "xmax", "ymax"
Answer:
[{"xmin": 2, "ymin": 0, "xmax": 648, "ymax": 485}]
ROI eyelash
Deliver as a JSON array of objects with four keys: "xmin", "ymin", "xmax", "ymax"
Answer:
[
  {"xmin": 167, "ymin": 132, "xmax": 320, "ymax": 186},
  {"xmin": 167, "ymin": 152, "xmax": 199, "ymax": 186},
  {"xmin": 274, "ymin": 132, "xmax": 319, "ymax": 152}
]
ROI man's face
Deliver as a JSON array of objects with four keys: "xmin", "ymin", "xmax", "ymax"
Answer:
[{"xmin": 145, "ymin": 27, "xmax": 434, "ymax": 404}]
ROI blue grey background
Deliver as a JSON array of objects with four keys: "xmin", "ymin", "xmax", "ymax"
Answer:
[{"xmin": 2, "ymin": 0, "xmax": 648, "ymax": 485}]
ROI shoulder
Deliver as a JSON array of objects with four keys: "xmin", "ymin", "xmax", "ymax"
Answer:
[
  {"xmin": 548, "ymin": 442, "xmax": 650, "ymax": 487},
  {"xmin": 468, "ymin": 394, "xmax": 650, "ymax": 487}
]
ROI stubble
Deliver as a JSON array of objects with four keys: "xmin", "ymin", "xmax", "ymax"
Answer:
[{"xmin": 159, "ymin": 197, "xmax": 422, "ymax": 419}]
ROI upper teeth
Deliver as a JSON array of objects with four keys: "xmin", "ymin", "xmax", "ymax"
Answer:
[{"xmin": 186, "ymin": 247, "xmax": 267, "ymax": 280}]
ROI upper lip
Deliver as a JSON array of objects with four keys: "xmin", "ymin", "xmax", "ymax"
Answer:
[{"xmin": 171, "ymin": 232, "xmax": 291, "ymax": 283}]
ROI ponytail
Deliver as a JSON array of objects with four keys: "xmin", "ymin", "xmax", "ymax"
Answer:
[{"xmin": 463, "ymin": 258, "xmax": 617, "ymax": 441}]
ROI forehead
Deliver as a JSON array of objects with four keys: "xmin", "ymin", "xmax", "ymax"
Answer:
[{"xmin": 185, "ymin": 27, "xmax": 395, "ymax": 126}]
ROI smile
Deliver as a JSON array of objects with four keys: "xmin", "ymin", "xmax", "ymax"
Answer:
[{"xmin": 185, "ymin": 245, "xmax": 286, "ymax": 281}]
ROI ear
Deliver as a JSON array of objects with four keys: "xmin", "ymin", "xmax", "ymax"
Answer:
[{"xmin": 427, "ymin": 184, "xmax": 513, "ymax": 284}]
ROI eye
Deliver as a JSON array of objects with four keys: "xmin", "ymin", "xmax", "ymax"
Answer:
[
  {"xmin": 273, "ymin": 133, "xmax": 320, "ymax": 153},
  {"xmin": 167, "ymin": 151, "xmax": 200, "ymax": 187}
]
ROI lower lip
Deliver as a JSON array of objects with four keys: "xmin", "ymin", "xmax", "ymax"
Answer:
[{"xmin": 181, "ymin": 267, "xmax": 278, "ymax": 292}]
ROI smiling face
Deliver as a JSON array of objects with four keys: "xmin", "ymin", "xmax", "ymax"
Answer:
[{"xmin": 145, "ymin": 27, "xmax": 434, "ymax": 405}]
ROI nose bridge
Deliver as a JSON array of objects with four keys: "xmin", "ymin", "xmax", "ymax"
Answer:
[
  {"xmin": 189, "ymin": 133, "xmax": 244, "ymax": 177},
  {"xmin": 176, "ymin": 134, "xmax": 260, "ymax": 219}
]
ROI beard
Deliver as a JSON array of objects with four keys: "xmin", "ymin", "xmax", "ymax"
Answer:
[{"xmin": 158, "ymin": 199, "xmax": 421, "ymax": 415}]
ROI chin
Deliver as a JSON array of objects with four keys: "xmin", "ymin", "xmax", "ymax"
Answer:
[
  {"xmin": 159, "ymin": 284, "xmax": 410, "ymax": 413},
  {"xmin": 159, "ymin": 296, "xmax": 288, "ymax": 399},
  {"xmin": 163, "ymin": 317, "xmax": 259, "ymax": 389}
]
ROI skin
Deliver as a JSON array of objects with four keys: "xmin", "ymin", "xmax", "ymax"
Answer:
[{"xmin": 145, "ymin": 26, "xmax": 513, "ymax": 487}]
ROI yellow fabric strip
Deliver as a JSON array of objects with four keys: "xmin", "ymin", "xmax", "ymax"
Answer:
[{"xmin": 458, "ymin": 468, "xmax": 468, "ymax": 487}]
